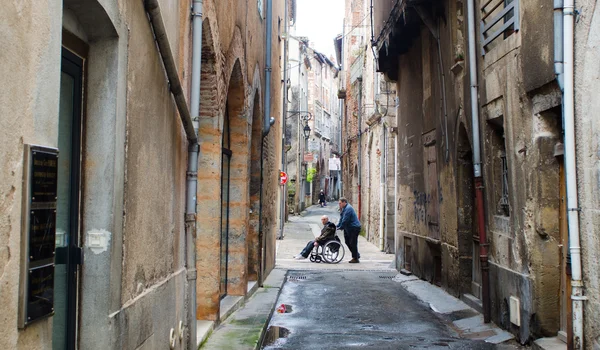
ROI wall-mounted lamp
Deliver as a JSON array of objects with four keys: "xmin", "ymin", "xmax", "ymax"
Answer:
[{"xmin": 303, "ymin": 124, "xmax": 311, "ymax": 139}]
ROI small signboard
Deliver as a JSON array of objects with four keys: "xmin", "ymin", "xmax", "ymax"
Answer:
[
  {"xmin": 303, "ymin": 153, "xmax": 314, "ymax": 162},
  {"xmin": 279, "ymin": 171, "xmax": 288, "ymax": 185},
  {"xmin": 329, "ymin": 157, "xmax": 341, "ymax": 171},
  {"xmin": 19, "ymin": 145, "xmax": 58, "ymax": 328}
]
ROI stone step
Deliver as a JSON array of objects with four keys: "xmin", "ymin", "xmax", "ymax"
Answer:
[{"xmin": 533, "ymin": 337, "xmax": 567, "ymax": 350}]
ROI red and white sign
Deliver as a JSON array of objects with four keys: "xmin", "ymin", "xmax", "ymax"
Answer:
[
  {"xmin": 303, "ymin": 153, "xmax": 314, "ymax": 162},
  {"xmin": 279, "ymin": 171, "xmax": 288, "ymax": 185}
]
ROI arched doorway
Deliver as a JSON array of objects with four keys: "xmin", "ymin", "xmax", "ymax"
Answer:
[
  {"xmin": 248, "ymin": 90, "xmax": 262, "ymax": 282},
  {"xmin": 456, "ymin": 124, "xmax": 479, "ymax": 299},
  {"xmin": 220, "ymin": 106, "xmax": 232, "ymax": 298},
  {"xmin": 219, "ymin": 58, "xmax": 248, "ymax": 298}
]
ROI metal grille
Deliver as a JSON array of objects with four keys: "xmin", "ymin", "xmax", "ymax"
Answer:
[
  {"xmin": 499, "ymin": 153, "xmax": 509, "ymax": 215},
  {"xmin": 480, "ymin": 0, "xmax": 519, "ymax": 55},
  {"xmin": 288, "ymin": 275, "xmax": 307, "ymax": 281}
]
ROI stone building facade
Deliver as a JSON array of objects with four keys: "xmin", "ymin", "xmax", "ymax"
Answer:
[
  {"xmin": 0, "ymin": 0, "xmax": 284, "ymax": 349},
  {"xmin": 340, "ymin": 0, "xmax": 397, "ymax": 252},
  {"xmin": 373, "ymin": 0, "xmax": 594, "ymax": 346},
  {"xmin": 308, "ymin": 50, "xmax": 342, "ymax": 205},
  {"xmin": 574, "ymin": 1, "xmax": 600, "ymax": 348},
  {"xmin": 286, "ymin": 38, "xmax": 342, "ymax": 212}
]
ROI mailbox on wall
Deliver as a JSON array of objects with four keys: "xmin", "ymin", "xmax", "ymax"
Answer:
[{"xmin": 18, "ymin": 144, "xmax": 59, "ymax": 328}]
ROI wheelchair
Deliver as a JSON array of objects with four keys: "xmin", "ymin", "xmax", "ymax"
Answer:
[{"xmin": 309, "ymin": 236, "xmax": 345, "ymax": 264}]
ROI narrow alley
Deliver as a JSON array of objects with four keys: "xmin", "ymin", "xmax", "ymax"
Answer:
[
  {"xmin": 201, "ymin": 204, "xmax": 521, "ymax": 349},
  {"xmin": 2, "ymin": 0, "xmax": 600, "ymax": 349}
]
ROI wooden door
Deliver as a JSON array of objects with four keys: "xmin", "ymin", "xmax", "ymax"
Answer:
[{"xmin": 559, "ymin": 158, "xmax": 572, "ymax": 345}]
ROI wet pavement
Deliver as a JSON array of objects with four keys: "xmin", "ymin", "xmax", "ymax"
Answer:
[
  {"xmin": 262, "ymin": 270, "xmax": 515, "ymax": 350},
  {"xmin": 200, "ymin": 203, "xmax": 526, "ymax": 349}
]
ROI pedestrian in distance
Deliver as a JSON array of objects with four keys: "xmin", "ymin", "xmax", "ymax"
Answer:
[
  {"xmin": 318, "ymin": 189, "xmax": 326, "ymax": 207},
  {"xmin": 336, "ymin": 197, "xmax": 361, "ymax": 263},
  {"xmin": 294, "ymin": 215, "xmax": 337, "ymax": 260}
]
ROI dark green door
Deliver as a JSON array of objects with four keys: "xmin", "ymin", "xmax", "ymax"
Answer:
[{"xmin": 54, "ymin": 48, "xmax": 83, "ymax": 350}]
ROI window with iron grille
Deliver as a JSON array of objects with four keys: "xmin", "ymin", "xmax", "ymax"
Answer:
[
  {"xmin": 480, "ymin": 0, "xmax": 519, "ymax": 55},
  {"xmin": 499, "ymin": 152, "xmax": 510, "ymax": 216}
]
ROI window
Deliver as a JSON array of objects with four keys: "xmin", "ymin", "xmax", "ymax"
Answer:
[
  {"xmin": 480, "ymin": 0, "xmax": 519, "ymax": 54},
  {"xmin": 499, "ymin": 152, "xmax": 509, "ymax": 215},
  {"xmin": 488, "ymin": 123, "xmax": 510, "ymax": 216}
]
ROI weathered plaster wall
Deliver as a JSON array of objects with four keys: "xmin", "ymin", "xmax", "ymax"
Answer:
[
  {"xmin": 574, "ymin": 1, "xmax": 600, "ymax": 347},
  {"xmin": 0, "ymin": 1, "xmax": 62, "ymax": 348},
  {"xmin": 392, "ymin": 16, "xmax": 464, "ymax": 293},
  {"xmin": 475, "ymin": 0, "xmax": 561, "ymax": 341}
]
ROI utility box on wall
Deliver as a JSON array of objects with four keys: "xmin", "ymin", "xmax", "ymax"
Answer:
[{"xmin": 510, "ymin": 296, "xmax": 521, "ymax": 326}]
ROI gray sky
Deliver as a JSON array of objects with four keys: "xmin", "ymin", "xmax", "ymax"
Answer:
[{"xmin": 295, "ymin": 0, "xmax": 345, "ymax": 60}]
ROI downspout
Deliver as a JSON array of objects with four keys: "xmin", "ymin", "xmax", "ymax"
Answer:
[
  {"xmin": 258, "ymin": 0, "xmax": 275, "ymax": 284},
  {"xmin": 264, "ymin": 0, "xmax": 274, "ymax": 136},
  {"xmin": 394, "ymin": 129, "xmax": 398, "ymax": 256},
  {"xmin": 143, "ymin": 1, "xmax": 201, "ymax": 347},
  {"xmin": 186, "ymin": 1, "xmax": 203, "ymax": 348},
  {"xmin": 144, "ymin": 0, "xmax": 198, "ymax": 144},
  {"xmin": 357, "ymin": 78, "xmax": 363, "ymax": 220},
  {"xmin": 379, "ymin": 124, "xmax": 385, "ymax": 251},
  {"xmin": 466, "ymin": 0, "xmax": 491, "ymax": 323},
  {"xmin": 563, "ymin": 0, "xmax": 586, "ymax": 348},
  {"xmin": 554, "ymin": 0, "xmax": 564, "ymax": 91},
  {"xmin": 279, "ymin": 0, "xmax": 289, "ymax": 239}
]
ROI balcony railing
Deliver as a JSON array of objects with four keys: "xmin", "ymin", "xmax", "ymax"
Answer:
[{"xmin": 480, "ymin": 0, "xmax": 519, "ymax": 55}]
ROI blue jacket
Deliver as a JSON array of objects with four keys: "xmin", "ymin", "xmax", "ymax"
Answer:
[{"xmin": 337, "ymin": 204, "xmax": 361, "ymax": 231}]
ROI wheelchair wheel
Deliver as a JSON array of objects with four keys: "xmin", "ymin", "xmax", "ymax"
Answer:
[
  {"xmin": 309, "ymin": 255, "xmax": 316, "ymax": 263},
  {"xmin": 322, "ymin": 240, "xmax": 344, "ymax": 264}
]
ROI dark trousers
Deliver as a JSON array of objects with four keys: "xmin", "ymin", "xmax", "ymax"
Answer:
[
  {"xmin": 300, "ymin": 240, "xmax": 316, "ymax": 258},
  {"xmin": 344, "ymin": 228, "xmax": 361, "ymax": 259}
]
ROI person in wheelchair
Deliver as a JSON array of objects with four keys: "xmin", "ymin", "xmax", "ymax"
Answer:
[{"xmin": 294, "ymin": 215, "xmax": 337, "ymax": 260}]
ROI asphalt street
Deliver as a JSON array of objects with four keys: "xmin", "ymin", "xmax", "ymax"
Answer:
[{"xmin": 262, "ymin": 269, "xmax": 523, "ymax": 350}]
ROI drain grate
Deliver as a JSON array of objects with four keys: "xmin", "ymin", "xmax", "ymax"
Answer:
[
  {"xmin": 379, "ymin": 276, "xmax": 394, "ymax": 279},
  {"xmin": 288, "ymin": 275, "xmax": 307, "ymax": 281}
]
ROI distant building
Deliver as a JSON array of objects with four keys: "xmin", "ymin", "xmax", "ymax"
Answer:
[{"xmin": 286, "ymin": 30, "xmax": 342, "ymax": 211}]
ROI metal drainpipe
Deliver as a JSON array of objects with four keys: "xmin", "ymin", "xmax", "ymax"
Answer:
[
  {"xmin": 144, "ymin": 0, "xmax": 198, "ymax": 144},
  {"xmin": 466, "ymin": 0, "xmax": 491, "ymax": 323},
  {"xmin": 357, "ymin": 78, "xmax": 363, "ymax": 220},
  {"xmin": 258, "ymin": 0, "xmax": 274, "ymax": 285},
  {"xmin": 143, "ymin": 1, "xmax": 201, "ymax": 347},
  {"xmin": 554, "ymin": 0, "xmax": 564, "ymax": 91},
  {"xmin": 563, "ymin": 0, "xmax": 586, "ymax": 347},
  {"xmin": 186, "ymin": 1, "xmax": 204, "ymax": 348},
  {"xmin": 279, "ymin": 0, "xmax": 289, "ymax": 240},
  {"xmin": 379, "ymin": 124, "xmax": 385, "ymax": 251},
  {"xmin": 394, "ymin": 130, "xmax": 398, "ymax": 257}
]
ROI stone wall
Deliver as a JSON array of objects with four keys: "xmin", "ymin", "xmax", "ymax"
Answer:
[
  {"xmin": 573, "ymin": 1, "xmax": 600, "ymax": 348},
  {"xmin": 374, "ymin": 0, "xmax": 566, "ymax": 343},
  {"xmin": 0, "ymin": 0, "xmax": 283, "ymax": 348},
  {"xmin": 194, "ymin": 0, "xmax": 284, "ymax": 321}
]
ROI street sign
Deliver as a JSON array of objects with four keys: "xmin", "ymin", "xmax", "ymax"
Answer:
[
  {"xmin": 279, "ymin": 171, "xmax": 288, "ymax": 185},
  {"xmin": 303, "ymin": 153, "xmax": 314, "ymax": 162},
  {"xmin": 329, "ymin": 157, "xmax": 341, "ymax": 171}
]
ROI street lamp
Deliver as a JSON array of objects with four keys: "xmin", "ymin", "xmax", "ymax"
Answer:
[{"xmin": 303, "ymin": 124, "xmax": 311, "ymax": 139}]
